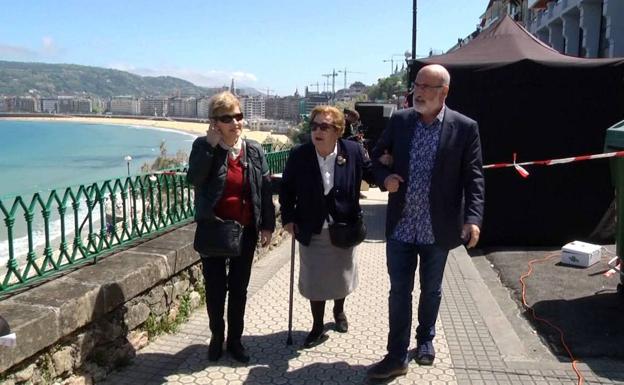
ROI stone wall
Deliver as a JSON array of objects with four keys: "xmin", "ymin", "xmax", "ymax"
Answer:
[{"xmin": 0, "ymin": 217, "xmax": 286, "ymax": 384}]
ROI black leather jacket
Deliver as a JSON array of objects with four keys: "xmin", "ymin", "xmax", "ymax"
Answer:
[{"xmin": 186, "ymin": 137, "xmax": 275, "ymax": 232}]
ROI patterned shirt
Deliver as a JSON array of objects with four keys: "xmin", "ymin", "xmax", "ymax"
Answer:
[{"xmin": 391, "ymin": 107, "xmax": 445, "ymax": 244}]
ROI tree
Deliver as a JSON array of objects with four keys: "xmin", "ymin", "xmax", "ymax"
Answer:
[
  {"xmin": 366, "ymin": 69, "xmax": 409, "ymax": 102},
  {"xmin": 140, "ymin": 140, "xmax": 188, "ymax": 172}
]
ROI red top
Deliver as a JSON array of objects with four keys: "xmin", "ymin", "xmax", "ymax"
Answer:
[{"xmin": 213, "ymin": 150, "xmax": 253, "ymax": 226}]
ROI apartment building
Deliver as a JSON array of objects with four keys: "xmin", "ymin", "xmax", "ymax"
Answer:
[
  {"xmin": 240, "ymin": 96, "xmax": 265, "ymax": 119},
  {"xmin": 110, "ymin": 96, "xmax": 139, "ymax": 115},
  {"xmin": 139, "ymin": 97, "xmax": 167, "ymax": 117},
  {"xmin": 527, "ymin": 0, "xmax": 623, "ymax": 58},
  {"xmin": 168, "ymin": 97, "xmax": 197, "ymax": 118}
]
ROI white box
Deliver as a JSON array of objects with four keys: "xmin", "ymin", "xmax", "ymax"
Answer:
[{"xmin": 561, "ymin": 241, "xmax": 601, "ymax": 267}]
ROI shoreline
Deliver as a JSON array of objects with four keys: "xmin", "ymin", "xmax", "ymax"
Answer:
[{"xmin": 0, "ymin": 115, "xmax": 291, "ymax": 144}]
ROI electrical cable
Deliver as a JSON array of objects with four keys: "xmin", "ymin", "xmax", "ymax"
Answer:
[{"xmin": 519, "ymin": 252, "xmax": 585, "ymax": 385}]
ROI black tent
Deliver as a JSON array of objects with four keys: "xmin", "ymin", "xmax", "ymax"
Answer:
[{"xmin": 411, "ymin": 15, "xmax": 624, "ymax": 246}]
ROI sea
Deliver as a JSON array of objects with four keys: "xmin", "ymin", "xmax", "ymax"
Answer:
[
  {"xmin": 0, "ymin": 119, "xmax": 197, "ymax": 268},
  {"xmin": 0, "ymin": 120, "xmax": 196, "ymax": 198}
]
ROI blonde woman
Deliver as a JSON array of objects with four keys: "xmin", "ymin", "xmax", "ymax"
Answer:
[{"xmin": 187, "ymin": 91, "xmax": 275, "ymax": 363}]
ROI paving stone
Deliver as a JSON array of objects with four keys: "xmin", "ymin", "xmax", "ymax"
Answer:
[{"xmin": 98, "ymin": 189, "xmax": 624, "ymax": 385}]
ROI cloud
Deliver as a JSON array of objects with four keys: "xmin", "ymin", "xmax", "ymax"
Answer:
[
  {"xmin": 107, "ymin": 63, "xmax": 258, "ymax": 88},
  {"xmin": 0, "ymin": 36, "xmax": 64, "ymax": 61},
  {"xmin": 0, "ymin": 44, "xmax": 38, "ymax": 60},
  {"xmin": 41, "ymin": 36, "xmax": 63, "ymax": 55}
]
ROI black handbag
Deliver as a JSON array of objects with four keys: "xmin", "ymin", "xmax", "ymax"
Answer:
[
  {"xmin": 328, "ymin": 216, "xmax": 367, "ymax": 249},
  {"xmin": 193, "ymin": 141, "xmax": 249, "ymax": 258},
  {"xmin": 194, "ymin": 218, "xmax": 244, "ymax": 257}
]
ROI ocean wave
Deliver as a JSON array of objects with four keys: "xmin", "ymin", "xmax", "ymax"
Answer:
[{"xmin": 126, "ymin": 124, "xmax": 198, "ymax": 139}]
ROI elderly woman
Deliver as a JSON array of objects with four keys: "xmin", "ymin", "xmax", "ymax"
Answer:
[
  {"xmin": 187, "ymin": 91, "xmax": 275, "ymax": 363},
  {"xmin": 279, "ymin": 105, "xmax": 372, "ymax": 348}
]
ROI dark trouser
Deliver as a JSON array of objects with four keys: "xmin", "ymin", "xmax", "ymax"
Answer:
[
  {"xmin": 386, "ymin": 239, "xmax": 449, "ymax": 363},
  {"xmin": 201, "ymin": 225, "xmax": 258, "ymax": 342}
]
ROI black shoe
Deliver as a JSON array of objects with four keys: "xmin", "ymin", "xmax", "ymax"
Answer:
[
  {"xmin": 414, "ymin": 340, "xmax": 435, "ymax": 366},
  {"xmin": 208, "ymin": 334, "xmax": 223, "ymax": 361},
  {"xmin": 226, "ymin": 340, "xmax": 250, "ymax": 364},
  {"xmin": 302, "ymin": 328, "xmax": 328, "ymax": 348},
  {"xmin": 334, "ymin": 312, "xmax": 348, "ymax": 333},
  {"xmin": 367, "ymin": 356, "xmax": 408, "ymax": 379}
]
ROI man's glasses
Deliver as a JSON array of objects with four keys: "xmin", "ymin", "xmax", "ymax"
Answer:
[
  {"xmin": 310, "ymin": 122, "xmax": 336, "ymax": 132},
  {"xmin": 212, "ymin": 113, "xmax": 244, "ymax": 123},
  {"xmin": 413, "ymin": 82, "xmax": 444, "ymax": 91}
]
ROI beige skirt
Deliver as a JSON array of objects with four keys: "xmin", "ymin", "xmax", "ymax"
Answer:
[{"xmin": 298, "ymin": 228, "xmax": 358, "ymax": 301}]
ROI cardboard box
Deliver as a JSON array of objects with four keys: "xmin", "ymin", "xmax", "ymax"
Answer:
[{"xmin": 561, "ymin": 241, "xmax": 601, "ymax": 267}]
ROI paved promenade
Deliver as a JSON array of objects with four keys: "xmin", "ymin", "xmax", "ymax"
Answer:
[{"xmin": 102, "ymin": 189, "xmax": 624, "ymax": 385}]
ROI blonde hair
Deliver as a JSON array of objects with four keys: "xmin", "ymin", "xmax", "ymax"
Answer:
[
  {"xmin": 310, "ymin": 105, "xmax": 345, "ymax": 137},
  {"xmin": 208, "ymin": 91, "xmax": 241, "ymax": 118}
]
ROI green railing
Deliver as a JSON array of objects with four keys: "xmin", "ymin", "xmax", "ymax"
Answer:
[
  {"xmin": 266, "ymin": 150, "xmax": 289, "ymax": 175},
  {"xmin": 0, "ymin": 147, "xmax": 292, "ymax": 295},
  {"xmin": 261, "ymin": 142, "xmax": 291, "ymax": 154},
  {"xmin": 0, "ymin": 168, "xmax": 194, "ymax": 294}
]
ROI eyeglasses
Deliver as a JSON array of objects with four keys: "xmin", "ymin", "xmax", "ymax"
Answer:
[
  {"xmin": 413, "ymin": 82, "xmax": 445, "ymax": 91},
  {"xmin": 212, "ymin": 113, "xmax": 244, "ymax": 123},
  {"xmin": 310, "ymin": 122, "xmax": 336, "ymax": 132}
]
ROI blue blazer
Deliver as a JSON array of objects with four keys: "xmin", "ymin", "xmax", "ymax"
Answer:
[
  {"xmin": 371, "ymin": 107, "xmax": 485, "ymax": 249},
  {"xmin": 279, "ymin": 139, "xmax": 372, "ymax": 246}
]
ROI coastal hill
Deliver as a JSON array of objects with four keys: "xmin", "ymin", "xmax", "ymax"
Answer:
[{"xmin": 0, "ymin": 60, "xmax": 261, "ymax": 98}]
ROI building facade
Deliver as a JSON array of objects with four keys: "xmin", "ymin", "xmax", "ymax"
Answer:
[
  {"xmin": 57, "ymin": 96, "xmax": 92, "ymax": 114},
  {"xmin": 168, "ymin": 97, "xmax": 197, "ymax": 118},
  {"xmin": 527, "ymin": 0, "xmax": 623, "ymax": 58},
  {"xmin": 478, "ymin": 0, "xmax": 623, "ymax": 58},
  {"xmin": 302, "ymin": 88, "xmax": 331, "ymax": 115},
  {"xmin": 197, "ymin": 97, "xmax": 210, "ymax": 119},
  {"xmin": 139, "ymin": 98, "xmax": 168, "ymax": 117},
  {"xmin": 110, "ymin": 97, "xmax": 139, "ymax": 115},
  {"xmin": 264, "ymin": 96, "xmax": 302, "ymax": 122},
  {"xmin": 246, "ymin": 118, "xmax": 292, "ymax": 133},
  {"xmin": 240, "ymin": 96, "xmax": 266, "ymax": 119},
  {"xmin": 0, "ymin": 96, "xmax": 38, "ymax": 113},
  {"xmin": 40, "ymin": 98, "xmax": 58, "ymax": 113}
]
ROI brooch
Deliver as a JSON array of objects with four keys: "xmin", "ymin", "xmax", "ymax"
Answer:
[{"xmin": 337, "ymin": 155, "xmax": 347, "ymax": 166}]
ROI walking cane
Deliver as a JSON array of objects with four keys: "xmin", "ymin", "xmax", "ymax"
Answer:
[{"xmin": 286, "ymin": 235, "xmax": 295, "ymax": 345}]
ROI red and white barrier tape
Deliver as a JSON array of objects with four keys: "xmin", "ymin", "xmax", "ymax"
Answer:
[
  {"xmin": 143, "ymin": 150, "xmax": 624, "ymax": 179},
  {"xmin": 484, "ymin": 150, "xmax": 624, "ymax": 178}
]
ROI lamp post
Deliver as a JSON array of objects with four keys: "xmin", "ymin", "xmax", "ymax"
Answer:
[
  {"xmin": 124, "ymin": 155, "xmax": 132, "ymax": 176},
  {"xmin": 124, "ymin": 155, "xmax": 133, "ymax": 223},
  {"xmin": 412, "ymin": 0, "xmax": 417, "ymax": 62}
]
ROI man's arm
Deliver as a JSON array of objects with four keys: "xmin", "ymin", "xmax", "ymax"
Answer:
[{"xmin": 462, "ymin": 121, "xmax": 485, "ymax": 228}]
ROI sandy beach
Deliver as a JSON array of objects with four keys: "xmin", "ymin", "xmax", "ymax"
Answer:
[{"xmin": 1, "ymin": 116, "xmax": 292, "ymax": 145}]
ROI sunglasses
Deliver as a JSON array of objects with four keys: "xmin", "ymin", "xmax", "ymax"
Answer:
[
  {"xmin": 310, "ymin": 122, "xmax": 336, "ymax": 132},
  {"xmin": 212, "ymin": 113, "xmax": 244, "ymax": 123}
]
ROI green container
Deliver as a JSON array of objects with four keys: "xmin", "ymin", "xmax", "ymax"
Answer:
[{"xmin": 604, "ymin": 119, "xmax": 624, "ymax": 294}]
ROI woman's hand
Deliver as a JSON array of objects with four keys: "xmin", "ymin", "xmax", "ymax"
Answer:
[
  {"xmin": 206, "ymin": 126, "xmax": 222, "ymax": 147},
  {"xmin": 260, "ymin": 230, "xmax": 272, "ymax": 247},
  {"xmin": 283, "ymin": 223, "xmax": 297, "ymax": 236}
]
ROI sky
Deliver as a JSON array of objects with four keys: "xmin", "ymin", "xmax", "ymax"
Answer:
[{"xmin": 0, "ymin": 0, "xmax": 487, "ymax": 96}]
